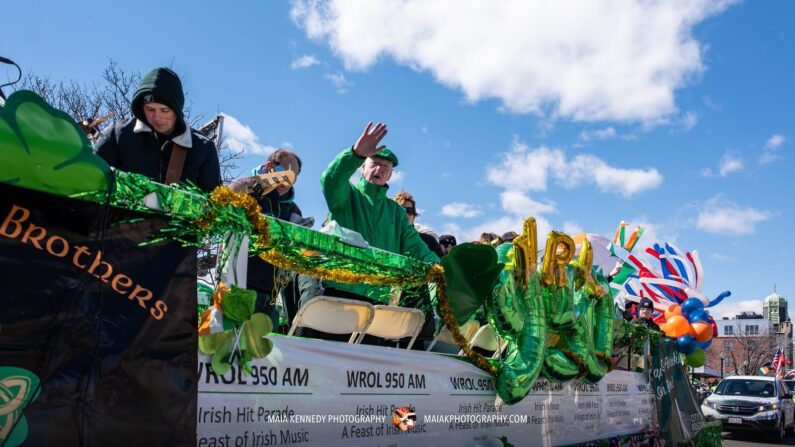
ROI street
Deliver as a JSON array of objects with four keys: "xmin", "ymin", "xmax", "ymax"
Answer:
[{"xmin": 722, "ymin": 431, "xmax": 795, "ymax": 446}]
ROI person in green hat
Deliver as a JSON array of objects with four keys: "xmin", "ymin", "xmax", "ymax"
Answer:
[
  {"xmin": 94, "ymin": 67, "xmax": 221, "ymax": 192},
  {"xmin": 314, "ymin": 121, "xmax": 439, "ymax": 306}
]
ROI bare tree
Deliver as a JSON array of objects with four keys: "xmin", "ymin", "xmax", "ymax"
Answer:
[
  {"xmin": 723, "ymin": 321, "xmax": 779, "ymax": 375},
  {"xmin": 99, "ymin": 60, "xmax": 139, "ymax": 122}
]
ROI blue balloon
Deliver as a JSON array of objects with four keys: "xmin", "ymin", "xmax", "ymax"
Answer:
[
  {"xmin": 689, "ymin": 309, "xmax": 710, "ymax": 323},
  {"xmin": 708, "ymin": 290, "xmax": 731, "ymax": 307},
  {"xmin": 676, "ymin": 334, "xmax": 698, "ymax": 355},
  {"xmin": 681, "ymin": 298, "xmax": 704, "ymax": 317},
  {"xmin": 696, "ymin": 338, "xmax": 713, "ymax": 350}
]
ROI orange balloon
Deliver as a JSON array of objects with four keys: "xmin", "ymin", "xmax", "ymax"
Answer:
[
  {"xmin": 665, "ymin": 305, "xmax": 682, "ymax": 320},
  {"xmin": 665, "ymin": 315, "xmax": 690, "ymax": 338},
  {"xmin": 692, "ymin": 322, "xmax": 713, "ymax": 343}
]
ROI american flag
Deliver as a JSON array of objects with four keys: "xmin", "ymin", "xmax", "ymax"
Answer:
[{"xmin": 772, "ymin": 349, "xmax": 787, "ymax": 375}]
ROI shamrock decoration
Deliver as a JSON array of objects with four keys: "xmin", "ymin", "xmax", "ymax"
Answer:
[
  {"xmin": 0, "ymin": 90, "xmax": 110, "ymax": 197},
  {"xmin": 198, "ymin": 284, "xmax": 273, "ymax": 375}
]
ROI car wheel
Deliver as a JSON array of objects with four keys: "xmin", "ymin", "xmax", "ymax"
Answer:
[{"xmin": 771, "ymin": 417, "xmax": 786, "ymax": 442}]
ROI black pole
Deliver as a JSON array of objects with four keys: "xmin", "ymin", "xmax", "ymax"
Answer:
[
  {"xmin": 0, "ymin": 56, "xmax": 23, "ymax": 101},
  {"xmin": 720, "ymin": 357, "xmax": 724, "ymax": 379}
]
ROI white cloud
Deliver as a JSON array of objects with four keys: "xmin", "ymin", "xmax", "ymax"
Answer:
[
  {"xmin": 439, "ymin": 222, "xmax": 464, "ymax": 242},
  {"xmin": 709, "ymin": 252, "xmax": 737, "ymax": 262},
  {"xmin": 717, "ymin": 154, "xmax": 743, "ymax": 176},
  {"xmin": 759, "ymin": 152, "xmax": 781, "ymax": 165},
  {"xmin": 567, "ymin": 155, "xmax": 664, "ymax": 197},
  {"xmin": 760, "ymin": 133, "xmax": 785, "ymax": 165},
  {"xmin": 562, "ymin": 221, "xmax": 584, "ymax": 235},
  {"xmin": 702, "ymin": 152, "xmax": 744, "ymax": 177},
  {"xmin": 291, "ymin": 0, "xmax": 735, "ymax": 123},
  {"xmin": 324, "ymin": 72, "xmax": 353, "ymax": 93},
  {"xmin": 710, "ymin": 299, "xmax": 763, "ymax": 320},
  {"xmin": 759, "ymin": 151, "xmax": 781, "ymax": 165},
  {"xmin": 499, "ymin": 191, "xmax": 556, "ymax": 216},
  {"xmin": 291, "ymin": 54, "xmax": 320, "ymax": 69},
  {"xmin": 486, "ymin": 139, "xmax": 663, "ymax": 198},
  {"xmin": 220, "ymin": 113, "xmax": 275, "ymax": 155},
  {"xmin": 766, "ymin": 134, "xmax": 786, "ymax": 149},
  {"xmin": 440, "ymin": 202, "xmax": 482, "ymax": 218},
  {"xmin": 696, "ymin": 195, "xmax": 773, "ymax": 236},
  {"xmin": 680, "ymin": 111, "xmax": 698, "ymax": 131},
  {"xmin": 580, "ymin": 127, "xmax": 617, "ymax": 141},
  {"xmin": 389, "ymin": 169, "xmax": 405, "ymax": 185},
  {"xmin": 579, "ymin": 127, "xmax": 636, "ymax": 142},
  {"xmin": 486, "ymin": 143, "xmax": 565, "ymax": 192}
]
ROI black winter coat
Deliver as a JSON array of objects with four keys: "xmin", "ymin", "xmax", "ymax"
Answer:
[
  {"xmin": 94, "ymin": 118, "xmax": 221, "ymax": 192},
  {"xmin": 246, "ymin": 190, "xmax": 303, "ymax": 293}
]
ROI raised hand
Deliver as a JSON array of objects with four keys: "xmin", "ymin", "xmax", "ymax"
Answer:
[{"xmin": 352, "ymin": 121, "xmax": 388, "ymax": 158}]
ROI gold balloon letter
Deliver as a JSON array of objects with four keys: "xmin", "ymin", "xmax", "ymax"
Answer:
[
  {"xmin": 512, "ymin": 217, "xmax": 538, "ymax": 288},
  {"xmin": 574, "ymin": 238, "xmax": 604, "ymax": 297},
  {"xmin": 541, "ymin": 231, "xmax": 575, "ymax": 287}
]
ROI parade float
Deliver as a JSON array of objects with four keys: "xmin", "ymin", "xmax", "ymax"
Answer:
[{"xmin": 0, "ymin": 91, "xmax": 725, "ymax": 446}]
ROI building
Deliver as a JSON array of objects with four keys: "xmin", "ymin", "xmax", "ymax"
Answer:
[
  {"xmin": 763, "ymin": 289, "xmax": 792, "ymax": 370},
  {"xmin": 763, "ymin": 289, "xmax": 788, "ymax": 331},
  {"xmin": 705, "ymin": 313, "xmax": 774, "ymax": 378}
]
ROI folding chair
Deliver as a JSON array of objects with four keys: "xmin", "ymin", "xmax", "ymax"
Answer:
[
  {"xmin": 355, "ymin": 305, "xmax": 426, "ymax": 349},
  {"xmin": 426, "ymin": 319, "xmax": 480, "ymax": 351},
  {"xmin": 461, "ymin": 324, "xmax": 508, "ymax": 359},
  {"xmin": 287, "ymin": 296, "xmax": 374, "ymax": 343}
]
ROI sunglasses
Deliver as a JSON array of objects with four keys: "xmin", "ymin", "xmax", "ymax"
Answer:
[{"xmin": 403, "ymin": 206, "xmax": 416, "ymax": 216}]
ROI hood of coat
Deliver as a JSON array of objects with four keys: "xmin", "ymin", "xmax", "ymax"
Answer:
[
  {"xmin": 131, "ymin": 67, "xmax": 186, "ymax": 136},
  {"xmin": 133, "ymin": 118, "xmax": 193, "ymax": 148}
]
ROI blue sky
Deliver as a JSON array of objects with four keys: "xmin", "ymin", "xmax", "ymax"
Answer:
[{"xmin": 4, "ymin": 1, "xmax": 793, "ymax": 318}]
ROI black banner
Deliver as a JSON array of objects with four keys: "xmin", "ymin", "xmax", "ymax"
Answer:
[
  {"xmin": 0, "ymin": 183, "xmax": 197, "ymax": 446},
  {"xmin": 649, "ymin": 335, "xmax": 704, "ymax": 445}
]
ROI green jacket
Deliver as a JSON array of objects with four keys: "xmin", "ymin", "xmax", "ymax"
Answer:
[{"xmin": 321, "ymin": 147, "xmax": 440, "ymax": 302}]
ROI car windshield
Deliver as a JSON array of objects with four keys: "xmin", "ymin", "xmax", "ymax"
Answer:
[
  {"xmin": 784, "ymin": 380, "xmax": 795, "ymax": 393},
  {"xmin": 715, "ymin": 379, "xmax": 777, "ymax": 397}
]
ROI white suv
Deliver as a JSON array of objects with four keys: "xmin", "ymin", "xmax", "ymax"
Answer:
[{"xmin": 702, "ymin": 375, "xmax": 795, "ymax": 442}]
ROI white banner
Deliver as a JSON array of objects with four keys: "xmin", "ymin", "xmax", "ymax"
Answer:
[{"xmin": 197, "ymin": 337, "xmax": 652, "ymax": 447}]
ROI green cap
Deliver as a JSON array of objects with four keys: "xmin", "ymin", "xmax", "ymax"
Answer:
[{"xmin": 372, "ymin": 147, "xmax": 399, "ymax": 168}]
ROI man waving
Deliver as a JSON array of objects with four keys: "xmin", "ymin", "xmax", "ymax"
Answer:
[{"xmin": 319, "ymin": 122, "xmax": 439, "ymax": 304}]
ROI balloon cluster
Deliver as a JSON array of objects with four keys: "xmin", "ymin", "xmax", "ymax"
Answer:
[
  {"xmin": 614, "ymin": 238, "xmax": 730, "ymax": 369},
  {"xmin": 659, "ymin": 298, "xmax": 718, "ymax": 368}
]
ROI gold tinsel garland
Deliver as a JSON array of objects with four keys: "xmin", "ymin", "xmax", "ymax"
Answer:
[
  {"xmin": 205, "ymin": 186, "xmax": 272, "ymax": 249},
  {"xmin": 258, "ymin": 249, "xmax": 439, "ymax": 288},
  {"xmin": 205, "ymin": 186, "xmax": 497, "ymax": 376}
]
